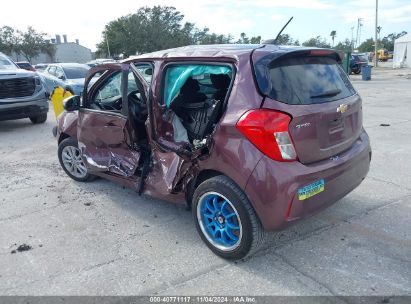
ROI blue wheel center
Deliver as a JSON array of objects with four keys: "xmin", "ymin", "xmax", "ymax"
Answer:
[{"xmin": 199, "ymin": 194, "xmax": 241, "ymax": 248}]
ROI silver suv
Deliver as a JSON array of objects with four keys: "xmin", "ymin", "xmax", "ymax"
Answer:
[{"xmin": 0, "ymin": 52, "xmax": 48, "ymax": 123}]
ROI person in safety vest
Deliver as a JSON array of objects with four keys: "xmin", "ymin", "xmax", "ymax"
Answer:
[{"xmin": 50, "ymin": 86, "xmax": 74, "ymax": 118}]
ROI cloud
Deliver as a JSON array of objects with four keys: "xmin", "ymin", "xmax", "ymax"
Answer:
[
  {"xmin": 341, "ymin": 3, "xmax": 411, "ymax": 25},
  {"xmin": 271, "ymin": 14, "xmax": 284, "ymax": 21},
  {"xmin": 232, "ymin": 0, "xmax": 335, "ymax": 10}
]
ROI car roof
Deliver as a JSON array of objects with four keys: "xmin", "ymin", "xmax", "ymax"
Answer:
[
  {"xmin": 50, "ymin": 63, "xmax": 89, "ymax": 68},
  {"xmin": 127, "ymin": 44, "xmax": 265, "ymax": 61},
  {"xmin": 125, "ymin": 44, "xmax": 337, "ymax": 62}
]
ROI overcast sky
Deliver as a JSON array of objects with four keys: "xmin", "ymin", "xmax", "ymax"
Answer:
[{"xmin": 1, "ymin": 0, "xmax": 410, "ymax": 51}]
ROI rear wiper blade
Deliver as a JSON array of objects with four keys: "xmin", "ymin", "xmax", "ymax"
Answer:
[{"xmin": 310, "ymin": 89, "xmax": 341, "ymax": 98}]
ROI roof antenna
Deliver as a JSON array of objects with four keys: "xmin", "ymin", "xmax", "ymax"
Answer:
[{"xmin": 262, "ymin": 17, "xmax": 294, "ymax": 44}]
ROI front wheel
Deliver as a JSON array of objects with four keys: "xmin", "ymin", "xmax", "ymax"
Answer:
[
  {"xmin": 192, "ymin": 175, "xmax": 265, "ymax": 260},
  {"xmin": 58, "ymin": 138, "xmax": 95, "ymax": 182},
  {"xmin": 30, "ymin": 113, "xmax": 47, "ymax": 124}
]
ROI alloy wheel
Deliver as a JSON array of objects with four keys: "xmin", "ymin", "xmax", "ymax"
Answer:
[
  {"xmin": 197, "ymin": 192, "xmax": 243, "ymax": 251},
  {"xmin": 61, "ymin": 145, "xmax": 87, "ymax": 179}
]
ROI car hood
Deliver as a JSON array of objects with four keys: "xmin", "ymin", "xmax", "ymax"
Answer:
[
  {"xmin": 66, "ymin": 78, "xmax": 85, "ymax": 87},
  {"xmin": 0, "ymin": 68, "xmax": 36, "ymax": 79}
]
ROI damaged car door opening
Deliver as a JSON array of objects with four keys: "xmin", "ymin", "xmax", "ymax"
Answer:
[{"xmin": 55, "ymin": 44, "xmax": 371, "ymax": 260}]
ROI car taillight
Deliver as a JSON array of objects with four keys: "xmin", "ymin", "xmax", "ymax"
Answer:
[{"xmin": 236, "ymin": 109, "xmax": 297, "ymax": 162}]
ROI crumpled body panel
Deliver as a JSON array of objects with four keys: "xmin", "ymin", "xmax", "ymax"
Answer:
[
  {"xmin": 79, "ymin": 142, "xmax": 140, "ymax": 177},
  {"xmin": 77, "ymin": 109, "xmax": 141, "ymax": 178}
]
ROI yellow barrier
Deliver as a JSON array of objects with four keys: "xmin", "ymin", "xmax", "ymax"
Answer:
[{"xmin": 50, "ymin": 86, "xmax": 73, "ymax": 118}]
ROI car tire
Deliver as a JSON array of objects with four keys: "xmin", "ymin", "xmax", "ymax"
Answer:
[
  {"xmin": 29, "ymin": 113, "xmax": 47, "ymax": 124},
  {"xmin": 192, "ymin": 175, "xmax": 265, "ymax": 260},
  {"xmin": 58, "ymin": 138, "xmax": 95, "ymax": 182},
  {"xmin": 354, "ymin": 69, "xmax": 361, "ymax": 75}
]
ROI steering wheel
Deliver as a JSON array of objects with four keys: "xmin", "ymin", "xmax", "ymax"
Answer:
[
  {"xmin": 127, "ymin": 90, "xmax": 143, "ymax": 104},
  {"xmin": 111, "ymin": 97, "xmax": 123, "ymax": 110},
  {"xmin": 93, "ymin": 96, "xmax": 122, "ymax": 111}
]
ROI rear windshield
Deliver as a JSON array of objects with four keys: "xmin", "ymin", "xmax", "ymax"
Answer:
[{"xmin": 265, "ymin": 56, "xmax": 356, "ymax": 105}]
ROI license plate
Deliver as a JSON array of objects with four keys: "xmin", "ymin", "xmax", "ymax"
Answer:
[{"xmin": 298, "ymin": 179, "xmax": 325, "ymax": 200}]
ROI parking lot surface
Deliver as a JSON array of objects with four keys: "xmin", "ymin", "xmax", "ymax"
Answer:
[{"xmin": 0, "ymin": 67, "xmax": 410, "ymax": 296}]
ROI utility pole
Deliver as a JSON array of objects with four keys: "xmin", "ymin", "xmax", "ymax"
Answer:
[
  {"xmin": 105, "ymin": 32, "xmax": 111, "ymax": 58},
  {"xmin": 358, "ymin": 20, "xmax": 363, "ymax": 46},
  {"xmin": 374, "ymin": 0, "xmax": 378, "ymax": 67},
  {"xmin": 355, "ymin": 18, "xmax": 363, "ymax": 49},
  {"xmin": 351, "ymin": 26, "xmax": 355, "ymax": 51}
]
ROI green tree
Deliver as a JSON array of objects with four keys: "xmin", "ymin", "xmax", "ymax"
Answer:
[
  {"xmin": 380, "ymin": 31, "xmax": 407, "ymax": 51},
  {"xmin": 96, "ymin": 5, "xmax": 255, "ymax": 57},
  {"xmin": 274, "ymin": 34, "xmax": 299, "ymax": 45},
  {"xmin": 96, "ymin": 6, "xmax": 187, "ymax": 57},
  {"xmin": 334, "ymin": 39, "xmax": 353, "ymax": 52},
  {"xmin": 330, "ymin": 30, "xmax": 337, "ymax": 47},
  {"xmin": 357, "ymin": 38, "xmax": 375, "ymax": 52},
  {"xmin": 0, "ymin": 26, "xmax": 54, "ymax": 62},
  {"xmin": 96, "ymin": 6, "xmax": 220, "ymax": 57},
  {"xmin": 0, "ymin": 26, "xmax": 20, "ymax": 55},
  {"xmin": 302, "ymin": 36, "xmax": 331, "ymax": 48},
  {"xmin": 18, "ymin": 27, "xmax": 55, "ymax": 62},
  {"xmin": 235, "ymin": 32, "xmax": 260, "ymax": 44}
]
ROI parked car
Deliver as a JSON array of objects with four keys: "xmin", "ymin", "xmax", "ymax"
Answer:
[
  {"xmin": 86, "ymin": 58, "xmax": 117, "ymax": 67},
  {"xmin": 15, "ymin": 61, "xmax": 36, "ymax": 72},
  {"xmin": 0, "ymin": 52, "xmax": 48, "ymax": 123},
  {"xmin": 34, "ymin": 63, "xmax": 49, "ymax": 72},
  {"xmin": 54, "ymin": 45, "xmax": 371, "ymax": 259},
  {"xmin": 350, "ymin": 53, "xmax": 368, "ymax": 74},
  {"xmin": 42, "ymin": 63, "xmax": 90, "ymax": 95}
]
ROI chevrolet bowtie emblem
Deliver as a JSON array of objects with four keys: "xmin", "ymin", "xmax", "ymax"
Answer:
[{"xmin": 337, "ymin": 104, "xmax": 348, "ymax": 114}]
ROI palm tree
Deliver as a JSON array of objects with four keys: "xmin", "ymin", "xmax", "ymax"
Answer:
[{"xmin": 330, "ymin": 30, "xmax": 337, "ymax": 47}]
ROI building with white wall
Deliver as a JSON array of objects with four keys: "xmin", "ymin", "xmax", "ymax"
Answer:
[{"xmin": 10, "ymin": 35, "xmax": 92, "ymax": 64}]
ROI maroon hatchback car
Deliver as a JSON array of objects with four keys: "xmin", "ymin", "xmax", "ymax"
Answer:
[{"xmin": 54, "ymin": 44, "xmax": 371, "ymax": 259}]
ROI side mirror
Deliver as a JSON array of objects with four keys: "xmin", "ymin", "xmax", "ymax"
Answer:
[
  {"xmin": 58, "ymin": 75, "xmax": 66, "ymax": 80},
  {"xmin": 63, "ymin": 95, "xmax": 81, "ymax": 111}
]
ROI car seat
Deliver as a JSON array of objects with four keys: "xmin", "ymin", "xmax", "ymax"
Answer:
[
  {"xmin": 127, "ymin": 90, "xmax": 148, "ymax": 142},
  {"xmin": 171, "ymin": 77, "xmax": 222, "ymax": 141}
]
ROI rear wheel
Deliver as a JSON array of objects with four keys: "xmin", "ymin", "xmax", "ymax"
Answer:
[
  {"xmin": 30, "ymin": 113, "xmax": 47, "ymax": 124},
  {"xmin": 192, "ymin": 175, "xmax": 265, "ymax": 260},
  {"xmin": 58, "ymin": 138, "xmax": 95, "ymax": 182}
]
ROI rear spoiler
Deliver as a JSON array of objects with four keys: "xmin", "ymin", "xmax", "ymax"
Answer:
[{"xmin": 261, "ymin": 48, "xmax": 344, "ymax": 67}]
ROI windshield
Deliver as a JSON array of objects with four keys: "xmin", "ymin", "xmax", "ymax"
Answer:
[
  {"xmin": 358, "ymin": 55, "xmax": 368, "ymax": 62},
  {"xmin": 63, "ymin": 66, "xmax": 89, "ymax": 79},
  {"xmin": 18, "ymin": 63, "xmax": 31, "ymax": 69},
  {"xmin": 265, "ymin": 56, "xmax": 356, "ymax": 105},
  {"xmin": 0, "ymin": 54, "xmax": 17, "ymax": 70}
]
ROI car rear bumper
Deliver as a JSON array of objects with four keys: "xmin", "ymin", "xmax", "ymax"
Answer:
[
  {"xmin": 0, "ymin": 98, "xmax": 49, "ymax": 121},
  {"xmin": 244, "ymin": 130, "xmax": 371, "ymax": 231}
]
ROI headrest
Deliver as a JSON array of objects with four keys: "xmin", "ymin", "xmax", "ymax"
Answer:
[
  {"xmin": 181, "ymin": 77, "xmax": 200, "ymax": 94},
  {"xmin": 210, "ymin": 74, "xmax": 230, "ymax": 89}
]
